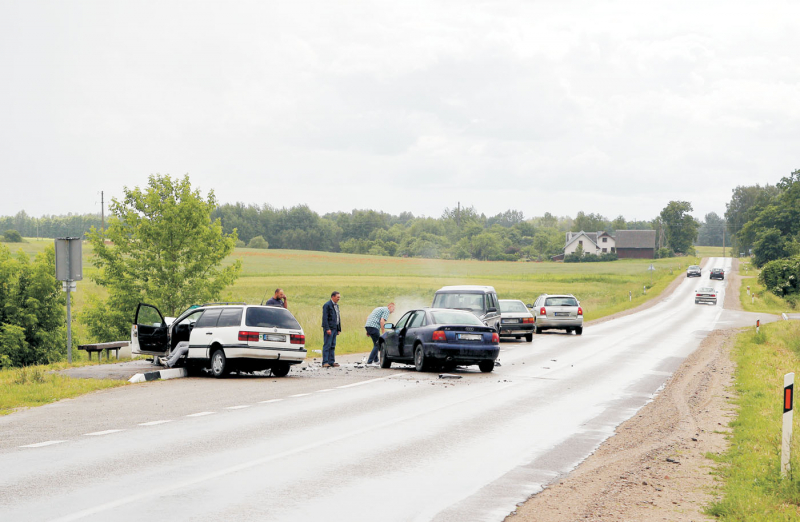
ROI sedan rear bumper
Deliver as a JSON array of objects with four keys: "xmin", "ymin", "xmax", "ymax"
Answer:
[
  {"xmin": 423, "ymin": 342, "xmax": 499, "ymax": 364},
  {"xmin": 535, "ymin": 318, "xmax": 583, "ymax": 329},
  {"xmin": 500, "ymin": 324, "xmax": 534, "ymax": 336}
]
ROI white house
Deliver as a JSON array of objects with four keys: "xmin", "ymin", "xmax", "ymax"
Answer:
[{"xmin": 564, "ymin": 231, "xmax": 616, "ymax": 256}]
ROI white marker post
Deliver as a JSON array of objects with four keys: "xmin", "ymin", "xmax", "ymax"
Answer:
[
  {"xmin": 747, "ymin": 285, "xmax": 750, "ymax": 296},
  {"xmin": 782, "ymin": 373, "xmax": 794, "ymax": 478},
  {"xmin": 629, "ymin": 290, "xmax": 632, "ymax": 302},
  {"xmin": 756, "ymin": 318, "xmax": 760, "ymax": 334}
]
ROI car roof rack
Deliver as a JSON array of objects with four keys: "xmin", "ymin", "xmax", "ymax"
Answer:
[{"xmin": 201, "ymin": 302, "xmax": 248, "ymax": 307}]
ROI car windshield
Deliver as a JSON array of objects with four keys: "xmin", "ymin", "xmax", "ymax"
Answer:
[
  {"xmin": 500, "ymin": 301, "xmax": 528, "ymax": 313},
  {"xmin": 545, "ymin": 297, "xmax": 578, "ymax": 307},
  {"xmin": 430, "ymin": 311, "xmax": 485, "ymax": 326},
  {"xmin": 698, "ymin": 288, "xmax": 715, "ymax": 293},
  {"xmin": 432, "ymin": 293, "xmax": 486, "ymax": 312},
  {"xmin": 245, "ymin": 307, "xmax": 301, "ymax": 329},
  {"xmin": 689, "ymin": 266, "xmax": 700, "ymax": 270}
]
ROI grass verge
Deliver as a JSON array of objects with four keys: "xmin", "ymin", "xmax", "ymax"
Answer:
[
  {"xmin": 707, "ymin": 321, "xmax": 800, "ymax": 520},
  {"xmin": 738, "ymin": 259, "xmax": 797, "ymax": 315},
  {"xmin": 0, "ymin": 363, "xmax": 127, "ymax": 416}
]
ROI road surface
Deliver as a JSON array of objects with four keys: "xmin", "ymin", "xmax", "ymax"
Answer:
[{"xmin": 0, "ymin": 258, "xmax": 766, "ymax": 521}]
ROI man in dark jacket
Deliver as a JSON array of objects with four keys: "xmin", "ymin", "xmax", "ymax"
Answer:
[{"xmin": 321, "ymin": 291, "xmax": 342, "ymax": 368}]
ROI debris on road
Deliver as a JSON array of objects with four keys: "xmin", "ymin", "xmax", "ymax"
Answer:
[{"xmin": 439, "ymin": 374, "xmax": 462, "ymax": 379}]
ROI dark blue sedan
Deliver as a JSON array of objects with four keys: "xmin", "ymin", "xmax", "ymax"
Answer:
[{"xmin": 379, "ymin": 308, "xmax": 500, "ymax": 372}]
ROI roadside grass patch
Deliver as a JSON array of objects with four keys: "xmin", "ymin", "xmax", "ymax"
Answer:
[
  {"xmin": 738, "ymin": 260, "xmax": 796, "ymax": 315},
  {"xmin": 696, "ymin": 246, "xmax": 728, "ymax": 258},
  {"xmin": 1, "ymin": 364, "xmax": 127, "ymax": 415},
  {"xmin": 707, "ymin": 321, "xmax": 800, "ymax": 520}
]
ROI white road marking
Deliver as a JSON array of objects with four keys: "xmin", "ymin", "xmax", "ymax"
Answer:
[
  {"xmin": 289, "ymin": 393, "xmax": 310, "ymax": 398},
  {"xmin": 186, "ymin": 412, "xmax": 215, "ymax": 417},
  {"xmin": 316, "ymin": 389, "xmax": 335, "ymax": 393},
  {"xmin": 84, "ymin": 430, "xmax": 123, "ymax": 436},
  {"xmin": 336, "ymin": 372, "xmax": 413, "ymax": 389},
  {"xmin": 258, "ymin": 399, "xmax": 283, "ymax": 404},
  {"xmin": 19, "ymin": 440, "xmax": 66, "ymax": 448},
  {"xmin": 47, "ymin": 383, "xmax": 516, "ymax": 522},
  {"xmin": 138, "ymin": 420, "xmax": 172, "ymax": 426},
  {"xmin": 226, "ymin": 405, "xmax": 250, "ymax": 410}
]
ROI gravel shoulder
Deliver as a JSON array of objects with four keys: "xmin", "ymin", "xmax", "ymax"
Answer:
[{"xmin": 508, "ymin": 257, "xmax": 740, "ymax": 522}]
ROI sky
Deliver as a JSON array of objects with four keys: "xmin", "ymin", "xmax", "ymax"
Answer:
[{"xmin": 1, "ymin": 0, "xmax": 799, "ymax": 222}]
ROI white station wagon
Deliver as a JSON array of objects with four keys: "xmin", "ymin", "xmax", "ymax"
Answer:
[{"xmin": 131, "ymin": 302, "xmax": 307, "ymax": 377}]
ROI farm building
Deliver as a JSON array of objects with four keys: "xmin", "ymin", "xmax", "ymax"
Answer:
[{"xmin": 564, "ymin": 230, "xmax": 656, "ymax": 259}]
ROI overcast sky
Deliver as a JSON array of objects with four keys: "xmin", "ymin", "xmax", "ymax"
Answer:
[{"xmin": 1, "ymin": 0, "xmax": 798, "ymax": 222}]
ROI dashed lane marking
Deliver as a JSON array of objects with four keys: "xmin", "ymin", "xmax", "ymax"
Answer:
[
  {"xmin": 186, "ymin": 412, "xmax": 216, "ymax": 417},
  {"xmin": 226, "ymin": 405, "xmax": 250, "ymax": 410},
  {"xmin": 258, "ymin": 399, "xmax": 283, "ymax": 404},
  {"xmin": 289, "ymin": 393, "xmax": 311, "ymax": 398},
  {"xmin": 336, "ymin": 372, "xmax": 413, "ymax": 389},
  {"xmin": 20, "ymin": 440, "xmax": 67, "ymax": 448},
  {"xmin": 138, "ymin": 420, "xmax": 172, "ymax": 426},
  {"xmin": 84, "ymin": 430, "xmax": 124, "ymax": 436}
]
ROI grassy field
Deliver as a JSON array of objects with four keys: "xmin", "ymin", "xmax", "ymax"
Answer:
[
  {"xmin": 0, "ymin": 361, "xmax": 127, "ymax": 415},
  {"xmin": 13, "ymin": 238, "xmax": 692, "ymax": 356},
  {"xmin": 707, "ymin": 320, "xmax": 800, "ymax": 519},
  {"xmin": 737, "ymin": 259, "xmax": 797, "ymax": 315},
  {"xmin": 695, "ymin": 246, "xmax": 729, "ymax": 258}
]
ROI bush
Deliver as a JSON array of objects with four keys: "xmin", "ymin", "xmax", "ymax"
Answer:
[
  {"xmin": 564, "ymin": 252, "xmax": 618, "ymax": 263},
  {"xmin": 235, "ymin": 239, "xmax": 246, "ymax": 248},
  {"xmin": 759, "ymin": 256, "xmax": 800, "ymax": 298},
  {"xmin": 247, "ymin": 236, "xmax": 269, "ymax": 249},
  {"xmin": 2, "ymin": 229, "xmax": 23, "ymax": 242},
  {"xmin": 654, "ymin": 247, "xmax": 673, "ymax": 259}
]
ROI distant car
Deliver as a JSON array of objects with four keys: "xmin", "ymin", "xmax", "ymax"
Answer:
[
  {"xmin": 695, "ymin": 288, "xmax": 717, "ymax": 305},
  {"xmin": 499, "ymin": 299, "xmax": 535, "ymax": 342},
  {"xmin": 710, "ymin": 268, "xmax": 725, "ymax": 280},
  {"xmin": 431, "ymin": 285, "xmax": 501, "ymax": 332},
  {"xmin": 531, "ymin": 294, "xmax": 584, "ymax": 335},
  {"xmin": 131, "ymin": 302, "xmax": 306, "ymax": 377},
  {"xmin": 379, "ymin": 308, "xmax": 500, "ymax": 372},
  {"xmin": 687, "ymin": 265, "xmax": 702, "ymax": 277}
]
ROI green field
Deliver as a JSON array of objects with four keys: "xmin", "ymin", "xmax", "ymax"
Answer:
[
  {"xmin": 707, "ymin": 321, "xmax": 800, "ymax": 519},
  {"xmin": 695, "ymin": 246, "xmax": 729, "ymax": 258},
  {"xmin": 10, "ymin": 238, "xmax": 693, "ymax": 356}
]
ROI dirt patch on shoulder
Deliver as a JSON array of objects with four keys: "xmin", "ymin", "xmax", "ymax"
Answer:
[
  {"xmin": 724, "ymin": 258, "xmax": 743, "ymax": 311},
  {"xmin": 507, "ymin": 328, "xmax": 736, "ymax": 522}
]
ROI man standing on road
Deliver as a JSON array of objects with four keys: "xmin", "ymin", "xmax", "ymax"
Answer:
[
  {"xmin": 364, "ymin": 302, "xmax": 395, "ymax": 366},
  {"xmin": 265, "ymin": 288, "xmax": 288, "ymax": 308},
  {"xmin": 322, "ymin": 291, "xmax": 342, "ymax": 368}
]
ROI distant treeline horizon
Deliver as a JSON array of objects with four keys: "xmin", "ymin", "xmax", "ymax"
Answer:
[{"xmin": 1, "ymin": 203, "xmax": 727, "ymax": 260}]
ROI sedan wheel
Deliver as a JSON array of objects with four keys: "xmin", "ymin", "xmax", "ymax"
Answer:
[
  {"xmin": 525, "ymin": 333, "xmax": 533, "ymax": 342},
  {"xmin": 379, "ymin": 343, "xmax": 392, "ymax": 368},
  {"xmin": 414, "ymin": 345, "xmax": 428, "ymax": 372},
  {"xmin": 271, "ymin": 363, "xmax": 290, "ymax": 377},
  {"xmin": 478, "ymin": 360, "xmax": 494, "ymax": 373},
  {"xmin": 210, "ymin": 349, "xmax": 229, "ymax": 378}
]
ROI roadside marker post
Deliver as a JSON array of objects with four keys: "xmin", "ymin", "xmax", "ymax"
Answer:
[
  {"xmin": 747, "ymin": 285, "xmax": 750, "ymax": 296},
  {"xmin": 756, "ymin": 318, "xmax": 760, "ymax": 334},
  {"xmin": 629, "ymin": 291, "xmax": 632, "ymax": 302},
  {"xmin": 782, "ymin": 372, "xmax": 794, "ymax": 478},
  {"xmin": 783, "ymin": 313, "xmax": 789, "ymax": 321}
]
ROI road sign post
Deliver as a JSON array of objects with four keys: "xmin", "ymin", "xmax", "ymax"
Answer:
[
  {"xmin": 55, "ymin": 238, "xmax": 83, "ymax": 364},
  {"xmin": 783, "ymin": 373, "xmax": 794, "ymax": 478}
]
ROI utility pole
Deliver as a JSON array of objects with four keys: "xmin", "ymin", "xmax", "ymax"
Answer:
[
  {"xmin": 457, "ymin": 201, "xmax": 460, "ymax": 227},
  {"xmin": 101, "ymin": 191, "xmax": 105, "ymax": 232},
  {"xmin": 722, "ymin": 220, "xmax": 726, "ymax": 257}
]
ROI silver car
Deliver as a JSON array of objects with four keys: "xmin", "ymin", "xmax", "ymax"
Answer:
[
  {"xmin": 695, "ymin": 287, "xmax": 717, "ymax": 305},
  {"xmin": 532, "ymin": 294, "xmax": 584, "ymax": 335},
  {"xmin": 687, "ymin": 265, "xmax": 701, "ymax": 277},
  {"xmin": 499, "ymin": 299, "xmax": 535, "ymax": 342}
]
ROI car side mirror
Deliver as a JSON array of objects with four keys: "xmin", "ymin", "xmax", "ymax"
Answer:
[
  {"xmin": 487, "ymin": 307, "xmax": 498, "ymax": 314},
  {"xmin": 526, "ymin": 304, "xmax": 534, "ymax": 308},
  {"xmin": 384, "ymin": 323, "xmax": 394, "ymax": 330}
]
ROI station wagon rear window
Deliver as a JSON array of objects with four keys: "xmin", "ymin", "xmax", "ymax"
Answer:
[
  {"xmin": 500, "ymin": 301, "xmax": 528, "ymax": 313},
  {"xmin": 245, "ymin": 307, "xmax": 301, "ymax": 329},
  {"xmin": 432, "ymin": 293, "xmax": 486, "ymax": 312},
  {"xmin": 544, "ymin": 297, "xmax": 578, "ymax": 307},
  {"xmin": 430, "ymin": 311, "xmax": 484, "ymax": 325}
]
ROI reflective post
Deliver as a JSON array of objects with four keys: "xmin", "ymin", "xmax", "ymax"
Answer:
[{"xmin": 783, "ymin": 373, "xmax": 794, "ymax": 478}]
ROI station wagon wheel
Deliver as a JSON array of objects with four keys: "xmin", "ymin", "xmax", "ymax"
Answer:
[
  {"xmin": 271, "ymin": 363, "xmax": 290, "ymax": 377},
  {"xmin": 575, "ymin": 327, "xmax": 583, "ymax": 335},
  {"xmin": 379, "ymin": 342, "xmax": 392, "ymax": 369},
  {"xmin": 210, "ymin": 349, "xmax": 229, "ymax": 378},
  {"xmin": 414, "ymin": 345, "xmax": 427, "ymax": 372}
]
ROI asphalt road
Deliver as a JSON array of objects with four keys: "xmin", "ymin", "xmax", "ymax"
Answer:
[{"xmin": 0, "ymin": 258, "xmax": 769, "ymax": 521}]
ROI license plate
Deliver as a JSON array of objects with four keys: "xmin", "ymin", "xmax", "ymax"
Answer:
[
  {"xmin": 554, "ymin": 312, "xmax": 570, "ymax": 317},
  {"xmin": 458, "ymin": 334, "xmax": 482, "ymax": 341},
  {"xmin": 502, "ymin": 319, "xmax": 520, "ymax": 324},
  {"xmin": 262, "ymin": 334, "xmax": 286, "ymax": 342}
]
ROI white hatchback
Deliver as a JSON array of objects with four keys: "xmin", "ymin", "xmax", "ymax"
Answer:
[{"xmin": 131, "ymin": 303, "xmax": 306, "ymax": 377}]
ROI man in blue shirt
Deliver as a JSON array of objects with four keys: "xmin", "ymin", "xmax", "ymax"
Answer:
[
  {"xmin": 364, "ymin": 302, "xmax": 395, "ymax": 366},
  {"xmin": 265, "ymin": 288, "xmax": 288, "ymax": 308}
]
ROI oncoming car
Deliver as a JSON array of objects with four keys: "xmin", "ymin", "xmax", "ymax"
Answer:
[
  {"xmin": 687, "ymin": 265, "xmax": 702, "ymax": 277},
  {"xmin": 694, "ymin": 288, "xmax": 718, "ymax": 305},
  {"xmin": 132, "ymin": 303, "xmax": 307, "ymax": 377},
  {"xmin": 499, "ymin": 299, "xmax": 534, "ymax": 342},
  {"xmin": 379, "ymin": 308, "xmax": 500, "ymax": 372}
]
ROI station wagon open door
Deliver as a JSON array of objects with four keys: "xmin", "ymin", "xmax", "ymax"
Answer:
[{"xmin": 132, "ymin": 303, "xmax": 169, "ymax": 355}]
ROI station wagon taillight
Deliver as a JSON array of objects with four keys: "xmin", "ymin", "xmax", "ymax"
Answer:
[
  {"xmin": 491, "ymin": 332, "xmax": 500, "ymax": 343},
  {"xmin": 238, "ymin": 331, "xmax": 260, "ymax": 342},
  {"xmin": 540, "ymin": 307, "xmax": 546, "ymax": 316},
  {"xmin": 431, "ymin": 331, "xmax": 446, "ymax": 342},
  {"xmin": 290, "ymin": 334, "xmax": 305, "ymax": 344},
  {"xmin": 578, "ymin": 307, "xmax": 583, "ymax": 316}
]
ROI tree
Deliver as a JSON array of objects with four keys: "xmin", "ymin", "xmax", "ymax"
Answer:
[
  {"xmin": 696, "ymin": 212, "xmax": 726, "ymax": 246},
  {"xmin": 2, "ymin": 229, "xmax": 23, "ymax": 242},
  {"xmin": 753, "ymin": 228, "xmax": 792, "ymax": 267},
  {"xmin": 572, "ymin": 212, "xmax": 608, "ymax": 233},
  {"xmin": 0, "ymin": 244, "xmax": 65, "ymax": 367},
  {"xmin": 83, "ymin": 175, "xmax": 242, "ymax": 341},
  {"xmin": 247, "ymin": 236, "xmax": 269, "ymax": 249},
  {"xmin": 659, "ymin": 201, "xmax": 699, "ymax": 254},
  {"xmin": 610, "ymin": 216, "xmax": 627, "ymax": 233}
]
